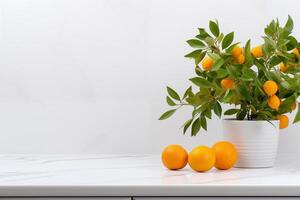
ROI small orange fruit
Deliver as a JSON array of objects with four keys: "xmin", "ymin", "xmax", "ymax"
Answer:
[
  {"xmin": 221, "ymin": 78, "xmax": 235, "ymax": 90},
  {"xmin": 232, "ymin": 46, "xmax": 243, "ymax": 58},
  {"xmin": 236, "ymin": 54, "xmax": 245, "ymax": 64},
  {"xmin": 263, "ymin": 80, "xmax": 278, "ymax": 96},
  {"xmin": 278, "ymin": 115, "xmax": 289, "ymax": 129},
  {"xmin": 291, "ymin": 102, "xmax": 297, "ymax": 111},
  {"xmin": 201, "ymin": 57, "xmax": 214, "ymax": 71},
  {"xmin": 161, "ymin": 144, "xmax": 188, "ymax": 170},
  {"xmin": 279, "ymin": 63, "xmax": 288, "ymax": 72},
  {"xmin": 188, "ymin": 146, "xmax": 216, "ymax": 172},
  {"xmin": 268, "ymin": 95, "xmax": 281, "ymax": 109},
  {"xmin": 292, "ymin": 48, "xmax": 300, "ymax": 58},
  {"xmin": 251, "ymin": 45, "xmax": 263, "ymax": 58},
  {"xmin": 212, "ymin": 141, "xmax": 238, "ymax": 170}
]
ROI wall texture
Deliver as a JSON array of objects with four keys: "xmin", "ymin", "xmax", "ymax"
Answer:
[{"xmin": 0, "ymin": 0, "xmax": 299, "ymax": 153}]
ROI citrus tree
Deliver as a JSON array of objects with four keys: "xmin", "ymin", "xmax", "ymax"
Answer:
[{"xmin": 159, "ymin": 16, "xmax": 300, "ymax": 136}]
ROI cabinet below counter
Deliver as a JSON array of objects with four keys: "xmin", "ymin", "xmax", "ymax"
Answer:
[{"xmin": 0, "ymin": 155, "xmax": 299, "ymax": 197}]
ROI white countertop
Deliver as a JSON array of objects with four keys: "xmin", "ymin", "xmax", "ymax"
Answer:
[{"xmin": 0, "ymin": 154, "xmax": 299, "ymax": 196}]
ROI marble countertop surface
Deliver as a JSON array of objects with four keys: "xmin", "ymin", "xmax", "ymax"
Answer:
[{"xmin": 0, "ymin": 154, "xmax": 299, "ymax": 196}]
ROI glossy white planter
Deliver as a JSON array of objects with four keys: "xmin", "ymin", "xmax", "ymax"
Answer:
[{"xmin": 222, "ymin": 119, "xmax": 279, "ymax": 168}]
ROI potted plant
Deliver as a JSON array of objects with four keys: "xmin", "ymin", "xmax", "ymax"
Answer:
[{"xmin": 159, "ymin": 16, "xmax": 300, "ymax": 168}]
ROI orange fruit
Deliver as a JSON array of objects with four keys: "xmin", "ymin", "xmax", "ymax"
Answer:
[
  {"xmin": 263, "ymin": 80, "xmax": 278, "ymax": 96},
  {"xmin": 292, "ymin": 48, "xmax": 300, "ymax": 58},
  {"xmin": 232, "ymin": 46, "xmax": 243, "ymax": 58},
  {"xmin": 188, "ymin": 146, "xmax": 215, "ymax": 172},
  {"xmin": 201, "ymin": 57, "xmax": 214, "ymax": 71},
  {"xmin": 221, "ymin": 78, "xmax": 235, "ymax": 90},
  {"xmin": 236, "ymin": 54, "xmax": 245, "ymax": 64},
  {"xmin": 268, "ymin": 95, "xmax": 281, "ymax": 109},
  {"xmin": 291, "ymin": 102, "xmax": 297, "ymax": 111},
  {"xmin": 161, "ymin": 144, "xmax": 188, "ymax": 170},
  {"xmin": 278, "ymin": 115, "xmax": 289, "ymax": 129},
  {"xmin": 279, "ymin": 63, "xmax": 288, "ymax": 72},
  {"xmin": 212, "ymin": 141, "xmax": 238, "ymax": 170},
  {"xmin": 251, "ymin": 45, "xmax": 263, "ymax": 58}
]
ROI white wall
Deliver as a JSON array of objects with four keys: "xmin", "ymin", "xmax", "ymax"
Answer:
[{"xmin": 0, "ymin": 0, "xmax": 299, "ymax": 154}]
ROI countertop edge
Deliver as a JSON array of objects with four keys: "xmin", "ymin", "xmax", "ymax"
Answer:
[{"xmin": 0, "ymin": 185, "xmax": 299, "ymax": 197}]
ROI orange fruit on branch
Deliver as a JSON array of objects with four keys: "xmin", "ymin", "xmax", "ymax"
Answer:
[
  {"xmin": 292, "ymin": 48, "xmax": 300, "ymax": 59},
  {"xmin": 236, "ymin": 54, "xmax": 245, "ymax": 64},
  {"xmin": 232, "ymin": 46, "xmax": 243, "ymax": 58},
  {"xmin": 221, "ymin": 78, "xmax": 235, "ymax": 90},
  {"xmin": 188, "ymin": 146, "xmax": 215, "ymax": 172},
  {"xmin": 201, "ymin": 57, "xmax": 214, "ymax": 71},
  {"xmin": 263, "ymin": 80, "xmax": 278, "ymax": 96},
  {"xmin": 161, "ymin": 144, "xmax": 188, "ymax": 170},
  {"xmin": 267, "ymin": 95, "xmax": 281, "ymax": 109},
  {"xmin": 279, "ymin": 63, "xmax": 288, "ymax": 72},
  {"xmin": 278, "ymin": 115, "xmax": 289, "ymax": 129},
  {"xmin": 251, "ymin": 45, "xmax": 263, "ymax": 58},
  {"xmin": 212, "ymin": 141, "xmax": 237, "ymax": 170}
]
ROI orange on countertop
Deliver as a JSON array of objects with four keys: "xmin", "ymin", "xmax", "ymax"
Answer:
[
  {"xmin": 161, "ymin": 144, "xmax": 188, "ymax": 170},
  {"xmin": 188, "ymin": 146, "xmax": 215, "ymax": 172},
  {"xmin": 212, "ymin": 141, "xmax": 237, "ymax": 170}
]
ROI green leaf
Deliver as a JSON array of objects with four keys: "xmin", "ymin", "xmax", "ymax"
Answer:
[
  {"xmin": 222, "ymin": 32, "xmax": 234, "ymax": 49},
  {"xmin": 255, "ymin": 79, "xmax": 266, "ymax": 96},
  {"xmin": 205, "ymin": 108, "xmax": 212, "ymax": 119},
  {"xmin": 186, "ymin": 39, "xmax": 205, "ymax": 48},
  {"xmin": 293, "ymin": 102, "xmax": 300, "ymax": 123},
  {"xmin": 204, "ymin": 37, "xmax": 215, "ymax": 46},
  {"xmin": 195, "ymin": 67, "xmax": 203, "ymax": 76},
  {"xmin": 159, "ymin": 109, "xmax": 176, "ymax": 120},
  {"xmin": 189, "ymin": 77, "xmax": 213, "ymax": 88},
  {"xmin": 209, "ymin": 20, "xmax": 220, "ymax": 37},
  {"xmin": 166, "ymin": 96, "xmax": 176, "ymax": 106},
  {"xmin": 184, "ymin": 49, "xmax": 202, "ymax": 58},
  {"xmin": 224, "ymin": 108, "xmax": 239, "ymax": 115},
  {"xmin": 195, "ymin": 52, "xmax": 206, "ymax": 65},
  {"xmin": 226, "ymin": 65, "xmax": 240, "ymax": 78},
  {"xmin": 183, "ymin": 86, "xmax": 192, "ymax": 99},
  {"xmin": 263, "ymin": 36, "xmax": 276, "ymax": 48},
  {"xmin": 191, "ymin": 118, "xmax": 201, "ymax": 136},
  {"xmin": 244, "ymin": 39, "xmax": 251, "ymax": 62},
  {"xmin": 182, "ymin": 118, "xmax": 193, "ymax": 134},
  {"xmin": 167, "ymin": 86, "xmax": 180, "ymax": 101},
  {"xmin": 236, "ymin": 109, "xmax": 247, "ymax": 120},
  {"xmin": 237, "ymin": 84, "xmax": 251, "ymax": 101},
  {"xmin": 222, "ymin": 89, "xmax": 233, "ymax": 103},
  {"xmin": 213, "ymin": 101, "xmax": 222, "ymax": 118},
  {"xmin": 265, "ymin": 20, "xmax": 276, "ymax": 37},
  {"xmin": 287, "ymin": 36, "xmax": 298, "ymax": 50},
  {"xmin": 212, "ymin": 58, "xmax": 225, "ymax": 71},
  {"xmin": 200, "ymin": 116, "xmax": 207, "ymax": 131},
  {"xmin": 216, "ymin": 68, "xmax": 229, "ymax": 78},
  {"xmin": 280, "ymin": 94, "xmax": 296, "ymax": 111},
  {"xmin": 196, "ymin": 28, "xmax": 210, "ymax": 40},
  {"xmin": 268, "ymin": 56, "xmax": 282, "ymax": 67},
  {"xmin": 284, "ymin": 15, "xmax": 294, "ymax": 33},
  {"xmin": 269, "ymin": 70, "xmax": 281, "ymax": 83}
]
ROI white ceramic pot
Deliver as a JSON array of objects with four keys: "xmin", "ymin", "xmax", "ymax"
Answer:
[{"xmin": 222, "ymin": 119, "xmax": 279, "ymax": 168}]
